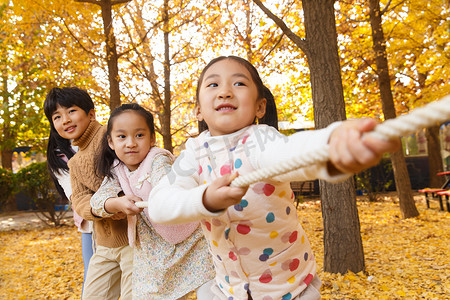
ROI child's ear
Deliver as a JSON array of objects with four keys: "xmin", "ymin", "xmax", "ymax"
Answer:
[
  {"xmin": 255, "ymin": 98, "xmax": 267, "ymax": 119},
  {"xmin": 88, "ymin": 109, "xmax": 96, "ymax": 121},
  {"xmin": 107, "ymin": 136, "xmax": 115, "ymax": 151},
  {"xmin": 196, "ymin": 106, "xmax": 204, "ymax": 121},
  {"xmin": 150, "ymin": 133, "xmax": 156, "ymax": 147}
]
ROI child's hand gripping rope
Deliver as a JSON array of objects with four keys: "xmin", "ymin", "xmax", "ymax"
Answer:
[
  {"xmin": 136, "ymin": 95, "xmax": 450, "ymax": 209},
  {"xmin": 230, "ymin": 95, "xmax": 450, "ymax": 188}
]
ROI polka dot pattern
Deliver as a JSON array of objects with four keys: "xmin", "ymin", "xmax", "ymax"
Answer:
[
  {"xmin": 193, "ymin": 127, "xmax": 317, "ymax": 298},
  {"xmin": 236, "ymin": 224, "xmax": 251, "ymax": 235},
  {"xmin": 303, "ymin": 273, "xmax": 314, "ymax": 285},
  {"xmin": 204, "ymin": 221, "xmax": 211, "ymax": 232},
  {"xmin": 212, "ymin": 219, "xmax": 222, "ymax": 226},
  {"xmin": 259, "ymin": 248, "xmax": 274, "ymax": 261},
  {"xmin": 281, "ymin": 258, "xmax": 299, "ymax": 272},
  {"xmin": 220, "ymin": 163, "xmax": 232, "ymax": 175},
  {"xmin": 234, "ymin": 158, "xmax": 242, "ymax": 168},
  {"xmin": 234, "ymin": 199, "xmax": 248, "ymax": 211},
  {"xmin": 253, "ymin": 183, "xmax": 275, "ymax": 196},
  {"xmin": 282, "ymin": 293, "xmax": 292, "ymax": 300},
  {"xmin": 237, "ymin": 247, "xmax": 251, "ymax": 255},
  {"xmin": 281, "ymin": 231, "xmax": 298, "ymax": 243},
  {"xmin": 259, "ymin": 269, "xmax": 273, "ymax": 283},
  {"xmin": 266, "ymin": 212, "xmax": 275, "ymax": 223}
]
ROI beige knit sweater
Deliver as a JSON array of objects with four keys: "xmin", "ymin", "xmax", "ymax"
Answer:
[{"xmin": 68, "ymin": 120, "xmax": 128, "ymax": 248}]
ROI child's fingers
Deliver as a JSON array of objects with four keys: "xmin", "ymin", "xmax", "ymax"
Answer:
[
  {"xmin": 356, "ymin": 118, "xmax": 377, "ymax": 133},
  {"xmin": 227, "ymin": 187, "xmax": 248, "ymax": 201},
  {"xmin": 363, "ymin": 134, "xmax": 401, "ymax": 154},
  {"xmin": 229, "ymin": 171, "xmax": 239, "ymax": 182},
  {"xmin": 331, "ymin": 127, "xmax": 380, "ymax": 174},
  {"xmin": 123, "ymin": 196, "xmax": 144, "ymax": 213},
  {"xmin": 212, "ymin": 172, "xmax": 240, "ymax": 187},
  {"xmin": 348, "ymin": 129, "xmax": 381, "ymax": 166},
  {"xmin": 224, "ymin": 172, "xmax": 248, "ymax": 195},
  {"xmin": 330, "ymin": 118, "xmax": 402, "ymax": 174},
  {"xmin": 129, "ymin": 195, "xmax": 143, "ymax": 204},
  {"xmin": 203, "ymin": 172, "xmax": 248, "ymax": 212},
  {"xmin": 330, "ymin": 128, "xmax": 362, "ymax": 173}
]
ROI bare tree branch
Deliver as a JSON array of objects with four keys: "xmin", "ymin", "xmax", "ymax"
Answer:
[
  {"xmin": 74, "ymin": 0, "xmax": 100, "ymax": 5},
  {"xmin": 262, "ymin": 33, "xmax": 284, "ymax": 61},
  {"xmin": 252, "ymin": 0, "xmax": 308, "ymax": 54},
  {"xmin": 61, "ymin": 19, "xmax": 101, "ymax": 58}
]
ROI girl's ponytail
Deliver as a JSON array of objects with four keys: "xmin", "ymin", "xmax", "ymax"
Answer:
[
  {"xmin": 47, "ymin": 129, "xmax": 75, "ymax": 175},
  {"xmin": 46, "ymin": 129, "xmax": 76, "ymax": 201},
  {"xmin": 96, "ymin": 132, "xmax": 119, "ymax": 179}
]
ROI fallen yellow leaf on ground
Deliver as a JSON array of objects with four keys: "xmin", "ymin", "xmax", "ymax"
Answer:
[{"xmin": 0, "ymin": 193, "xmax": 448, "ymax": 299}]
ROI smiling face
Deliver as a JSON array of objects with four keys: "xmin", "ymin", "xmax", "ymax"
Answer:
[
  {"xmin": 196, "ymin": 59, "xmax": 266, "ymax": 136},
  {"xmin": 51, "ymin": 104, "xmax": 95, "ymax": 140},
  {"xmin": 107, "ymin": 111, "xmax": 155, "ymax": 171}
]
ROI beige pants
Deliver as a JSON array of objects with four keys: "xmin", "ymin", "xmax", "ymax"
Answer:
[{"xmin": 82, "ymin": 245, "xmax": 133, "ymax": 300}]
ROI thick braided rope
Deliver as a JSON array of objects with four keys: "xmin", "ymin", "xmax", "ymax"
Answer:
[{"xmin": 230, "ymin": 95, "xmax": 450, "ymax": 188}]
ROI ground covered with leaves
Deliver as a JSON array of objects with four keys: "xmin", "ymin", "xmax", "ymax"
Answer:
[{"xmin": 0, "ymin": 194, "xmax": 448, "ymax": 299}]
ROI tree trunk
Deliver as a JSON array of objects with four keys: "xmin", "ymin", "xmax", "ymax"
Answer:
[
  {"xmin": 303, "ymin": 0, "xmax": 365, "ymax": 273},
  {"xmin": 368, "ymin": 0, "xmax": 419, "ymax": 218},
  {"xmin": 1, "ymin": 66, "xmax": 13, "ymax": 170},
  {"xmin": 426, "ymin": 126, "xmax": 445, "ymax": 188},
  {"xmin": 100, "ymin": 0, "xmax": 122, "ymax": 110},
  {"xmin": 254, "ymin": 0, "xmax": 365, "ymax": 274},
  {"xmin": 161, "ymin": 0, "xmax": 173, "ymax": 153},
  {"xmin": 1, "ymin": 149, "xmax": 13, "ymax": 170},
  {"xmin": 3, "ymin": 195, "xmax": 17, "ymax": 212},
  {"xmin": 418, "ymin": 72, "xmax": 445, "ymax": 188},
  {"xmin": 76, "ymin": 0, "xmax": 131, "ymax": 110}
]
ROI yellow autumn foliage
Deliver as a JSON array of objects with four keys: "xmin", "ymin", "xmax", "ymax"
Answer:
[
  {"xmin": 0, "ymin": 194, "xmax": 448, "ymax": 299},
  {"xmin": 0, "ymin": 226, "xmax": 83, "ymax": 299}
]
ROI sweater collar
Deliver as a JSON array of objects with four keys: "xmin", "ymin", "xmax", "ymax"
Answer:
[{"xmin": 72, "ymin": 120, "xmax": 102, "ymax": 151}]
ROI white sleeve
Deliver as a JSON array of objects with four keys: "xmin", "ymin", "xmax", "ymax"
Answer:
[
  {"xmin": 248, "ymin": 123, "xmax": 350, "ymax": 183},
  {"xmin": 54, "ymin": 170, "xmax": 73, "ymax": 199},
  {"xmin": 148, "ymin": 139, "xmax": 224, "ymax": 225}
]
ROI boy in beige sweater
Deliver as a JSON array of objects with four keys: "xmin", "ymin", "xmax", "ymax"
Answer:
[{"xmin": 44, "ymin": 87, "xmax": 135, "ymax": 299}]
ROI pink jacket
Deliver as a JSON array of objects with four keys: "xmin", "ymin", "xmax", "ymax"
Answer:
[{"xmin": 113, "ymin": 147, "xmax": 199, "ymax": 246}]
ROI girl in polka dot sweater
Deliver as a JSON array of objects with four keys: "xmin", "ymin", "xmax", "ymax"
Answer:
[{"xmin": 148, "ymin": 56, "xmax": 399, "ymax": 300}]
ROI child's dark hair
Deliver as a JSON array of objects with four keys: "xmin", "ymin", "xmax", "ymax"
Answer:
[
  {"xmin": 196, "ymin": 56, "xmax": 278, "ymax": 133},
  {"xmin": 96, "ymin": 103, "xmax": 156, "ymax": 178},
  {"xmin": 46, "ymin": 129, "xmax": 76, "ymax": 201},
  {"xmin": 44, "ymin": 87, "xmax": 95, "ymax": 124},
  {"xmin": 44, "ymin": 86, "xmax": 94, "ymax": 174},
  {"xmin": 43, "ymin": 87, "xmax": 94, "ymax": 199}
]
